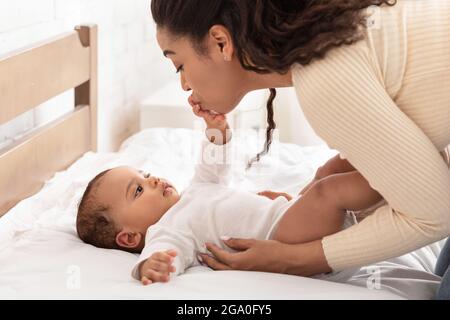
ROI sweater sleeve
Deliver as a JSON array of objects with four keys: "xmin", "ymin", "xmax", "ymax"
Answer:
[{"xmin": 292, "ymin": 41, "xmax": 450, "ymax": 271}]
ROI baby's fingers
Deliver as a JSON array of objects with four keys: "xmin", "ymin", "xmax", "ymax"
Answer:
[
  {"xmin": 216, "ymin": 114, "xmax": 226, "ymax": 122},
  {"xmin": 165, "ymin": 249, "xmax": 178, "ymax": 258},
  {"xmin": 192, "ymin": 104, "xmax": 202, "ymax": 116},
  {"xmin": 149, "ymin": 259, "xmax": 173, "ymax": 273},
  {"xmin": 153, "ymin": 251, "xmax": 176, "ymax": 264},
  {"xmin": 151, "ymin": 251, "xmax": 177, "ymax": 273},
  {"xmin": 193, "ymin": 105, "xmax": 209, "ymax": 118},
  {"xmin": 144, "ymin": 269, "xmax": 170, "ymax": 283},
  {"xmin": 141, "ymin": 276, "xmax": 153, "ymax": 286}
]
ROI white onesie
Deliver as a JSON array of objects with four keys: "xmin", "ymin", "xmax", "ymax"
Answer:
[{"xmin": 131, "ymin": 138, "xmax": 295, "ymax": 280}]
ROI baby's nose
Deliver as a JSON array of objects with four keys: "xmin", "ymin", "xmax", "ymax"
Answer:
[{"xmin": 150, "ymin": 177, "xmax": 160, "ymax": 187}]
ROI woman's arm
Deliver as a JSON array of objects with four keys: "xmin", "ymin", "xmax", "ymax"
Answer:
[
  {"xmin": 200, "ymin": 40, "xmax": 450, "ymax": 276},
  {"xmin": 293, "ymin": 41, "xmax": 450, "ymax": 271},
  {"xmin": 198, "ymin": 238, "xmax": 331, "ymax": 276}
]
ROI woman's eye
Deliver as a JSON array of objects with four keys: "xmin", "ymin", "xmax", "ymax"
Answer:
[
  {"xmin": 135, "ymin": 185, "xmax": 143, "ymax": 197},
  {"xmin": 176, "ymin": 65, "xmax": 184, "ymax": 73}
]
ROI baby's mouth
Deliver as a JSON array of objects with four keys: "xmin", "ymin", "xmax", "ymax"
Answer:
[{"xmin": 162, "ymin": 182, "xmax": 175, "ymax": 197}]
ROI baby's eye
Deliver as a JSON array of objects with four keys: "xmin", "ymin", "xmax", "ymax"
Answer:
[
  {"xmin": 135, "ymin": 185, "xmax": 143, "ymax": 198},
  {"xmin": 144, "ymin": 173, "xmax": 151, "ymax": 178}
]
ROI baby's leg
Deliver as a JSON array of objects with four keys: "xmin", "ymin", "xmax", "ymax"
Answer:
[{"xmin": 272, "ymin": 171, "xmax": 382, "ymax": 244}]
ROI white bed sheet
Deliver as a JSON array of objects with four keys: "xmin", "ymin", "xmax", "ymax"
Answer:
[{"xmin": 0, "ymin": 128, "xmax": 444, "ymax": 299}]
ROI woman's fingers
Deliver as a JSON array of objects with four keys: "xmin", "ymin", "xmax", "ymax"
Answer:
[
  {"xmin": 203, "ymin": 239, "xmax": 255, "ymax": 269},
  {"xmin": 198, "ymin": 253, "xmax": 232, "ymax": 271},
  {"xmin": 205, "ymin": 243, "xmax": 236, "ymax": 265},
  {"xmin": 221, "ymin": 238, "xmax": 255, "ymax": 251}
]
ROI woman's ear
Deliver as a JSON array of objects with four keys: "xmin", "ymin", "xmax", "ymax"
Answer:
[
  {"xmin": 209, "ymin": 25, "xmax": 234, "ymax": 61},
  {"xmin": 116, "ymin": 230, "xmax": 143, "ymax": 250}
]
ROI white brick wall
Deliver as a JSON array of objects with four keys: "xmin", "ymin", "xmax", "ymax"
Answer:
[{"xmin": 0, "ymin": 0, "xmax": 174, "ymax": 151}]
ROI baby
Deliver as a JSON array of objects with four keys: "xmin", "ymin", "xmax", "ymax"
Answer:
[{"xmin": 76, "ymin": 107, "xmax": 382, "ymax": 285}]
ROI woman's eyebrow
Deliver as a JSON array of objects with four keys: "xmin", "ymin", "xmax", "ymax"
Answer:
[{"xmin": 163, "ymin": 50, "xmax": 176, "ymax": 57}]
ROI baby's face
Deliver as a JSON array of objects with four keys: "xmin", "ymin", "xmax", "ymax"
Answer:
[{"xmin": 97, "ymin": 167, "xmax": 180, "ymax": 234}]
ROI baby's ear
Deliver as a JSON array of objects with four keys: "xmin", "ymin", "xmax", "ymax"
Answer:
[{"xmin": 116, "ymin": 230, "xmax": 142, "ymax": 250}]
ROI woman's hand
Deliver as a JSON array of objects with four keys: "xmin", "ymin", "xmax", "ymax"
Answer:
[
  {"xmin": 198, "ymin": 238, "xmax": 332, "ymax": 277},
  {"xmin": 198, "ymin": 238, "xmax": 289, "ymax": 273}
]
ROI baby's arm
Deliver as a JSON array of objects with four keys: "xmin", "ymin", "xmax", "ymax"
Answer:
[
  {"xmin": 190, "ymin": 106, "xmax": 234, "ymax": 185},
  {"xmin": 192, "ymin": 104, "xmax": 231, "ymax": 146},
  {"xmin": 131, "ymin": 227, "xmax": 196, "ymax": 285},
  {"xmin": 140, "ymin": 250, "xmax": 178, "ymax": 285}
]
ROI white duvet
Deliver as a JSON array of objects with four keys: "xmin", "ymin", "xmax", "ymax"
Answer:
[{"xmin": 0, "ymin": 128, "xmax": 444, "ymax": 299}]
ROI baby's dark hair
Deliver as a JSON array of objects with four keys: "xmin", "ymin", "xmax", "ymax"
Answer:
[{"xmin": 76, "ymin": 169, "xmax": 133, "ymax": 252}]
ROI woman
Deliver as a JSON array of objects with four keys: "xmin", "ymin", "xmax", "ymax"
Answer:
[{"xmin": 150, "ymin": 0, "xmax": 450, "ymax": 298}]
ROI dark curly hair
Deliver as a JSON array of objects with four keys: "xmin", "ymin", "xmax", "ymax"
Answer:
[
  {"xmin": 151, "ymin": 0, "xmax": 397, "ymax": 167},
  {"xmin": 76, "ymin": 169, "xmax": 144, "ymax": 254},
  {"xmin": 76, "ymin": 169, "xmax": 120, "ymax": 251}
]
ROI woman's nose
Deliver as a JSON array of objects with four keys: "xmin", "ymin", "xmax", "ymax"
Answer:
[{"xmin": 180, "ymin": 73, "xmax": 191, "ymax": 92}]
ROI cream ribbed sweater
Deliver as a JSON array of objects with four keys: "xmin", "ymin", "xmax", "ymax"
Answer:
[{"xmin": 291, "ymin": 0, "xmax": 450, "ymax": 271}]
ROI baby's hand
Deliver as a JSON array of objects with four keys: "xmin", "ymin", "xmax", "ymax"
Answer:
[
  {"xmin": 140, "ymin": 249, "xmax": 177, "ymax": 285},
  {"xmin": 258, "ymin": 190, "xmax": 293, "ymax": 201},
  {"xmin": 191, "ymin": 104, "xmax": 228, "ymax": 131}
]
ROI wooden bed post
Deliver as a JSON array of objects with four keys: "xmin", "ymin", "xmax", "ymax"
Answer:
[
  {"xmin": 0, "ymin": 24, "xmax": 98, "ymax": 217},
  {"xmin": 75, "ymin": 25, "xmax": 98, "ymax": 152}
]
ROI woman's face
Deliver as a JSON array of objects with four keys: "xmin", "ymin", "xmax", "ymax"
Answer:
[{"xmin": 156, "ymin": 26, "xmax": 249, "ymax": 114}]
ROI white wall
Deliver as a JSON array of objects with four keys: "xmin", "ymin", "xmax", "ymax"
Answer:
[
  {"xmin": 0, "ymin": 0, "xmax": 174, "ymax": 152},
  {"xmin": 273, "ymin": 88, "xmax": 325, "ymax": 146},
  {"xmin": 0, "ymin": 0, "xmax": 323, "ymax": 152}
]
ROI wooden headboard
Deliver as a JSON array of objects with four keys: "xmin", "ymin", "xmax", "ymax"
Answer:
[{"xmin": 0, "ymin": 24, "xmax": 98, "ymax": 217}]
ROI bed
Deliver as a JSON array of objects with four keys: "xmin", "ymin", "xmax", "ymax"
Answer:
[{"xmin": 0, "ymin": 26, "xmax": 444, "ymax": 300}]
